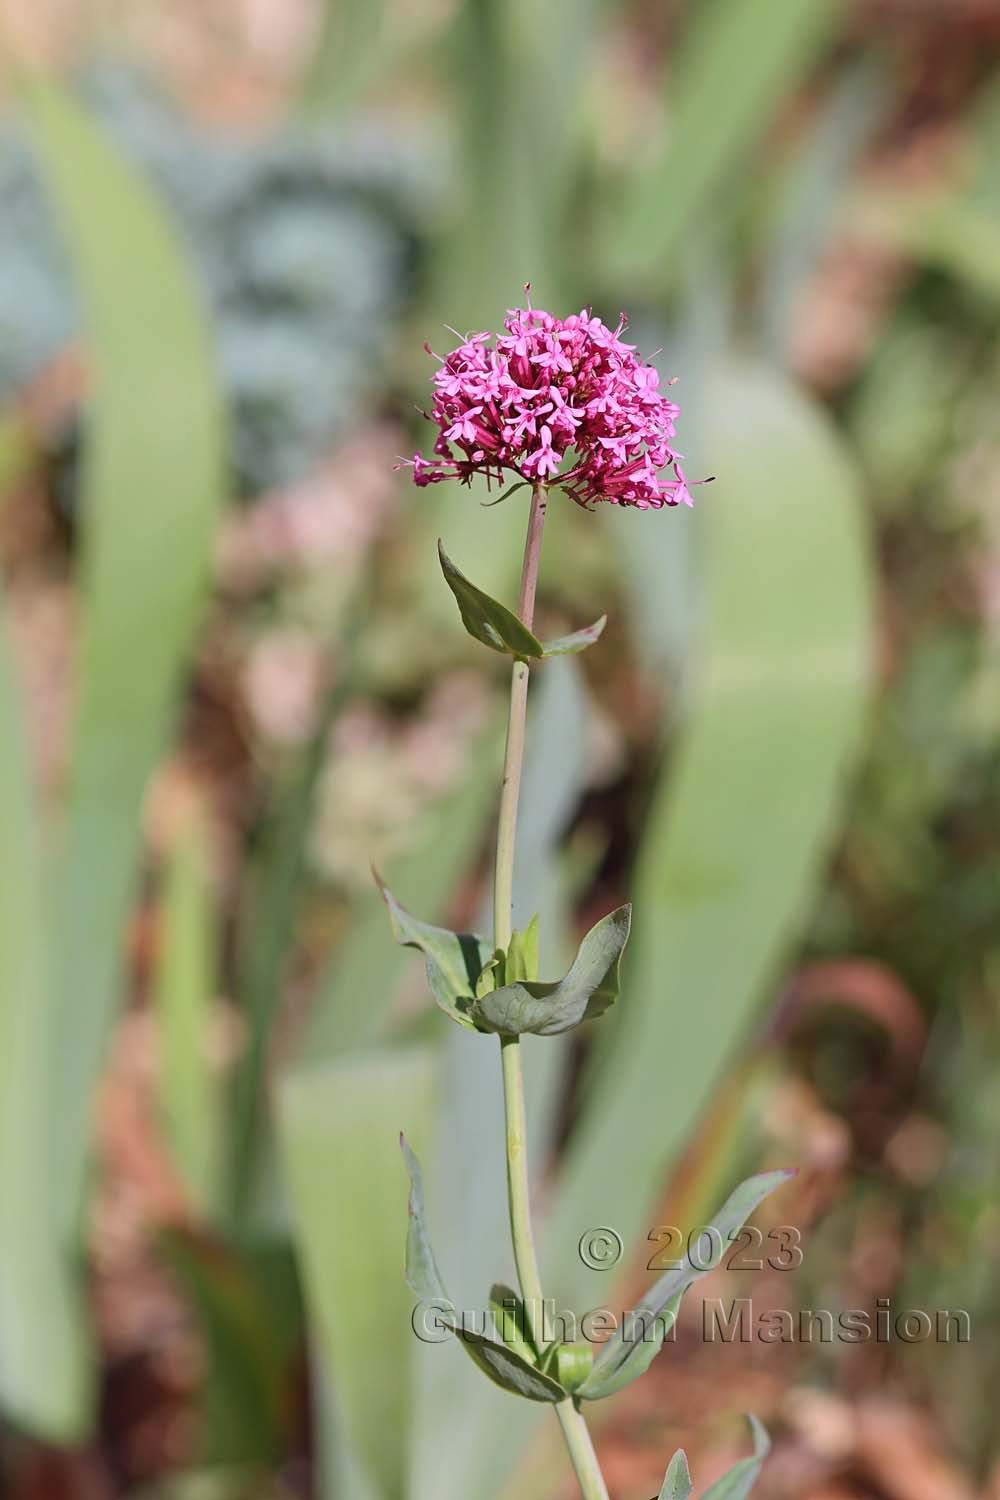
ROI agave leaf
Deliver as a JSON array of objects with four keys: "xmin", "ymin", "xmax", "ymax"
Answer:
[
  {"xmin": 376, "ymin": 872, "xmax": 491, "ymax": 1029},
  {"xmin": 26, "ymin": 84, "xmax": 227, "ymax": 1232},
  {"xmin": 471, "ymin": 905, "xmax": 631, "ymax": 1037},
  {"xmin": 0, "ymin": 577, "xmax": 90, "ymax": 1440},
  {"xmin": 278, "ymin": 1051, "xmax": 436, "ymax": 1498},
  {"xmin": 438, "ymin": 540, "xmax": 544, "ymax": 659},
  {"xmin": 578, "ymin": 1170, "xmax": 792, "ymax": 1400}
]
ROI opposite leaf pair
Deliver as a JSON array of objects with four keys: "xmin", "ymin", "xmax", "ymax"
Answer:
[
  {"xmin": 402, "ymin": 1134, "xmax": 792, "ymax": 1411},
  {"xmin": 377, "ymin": 874, "xmax": 631, "ymax": 1038},
  {"xmin": 439, "ymin": 540, "xmax": 606, "ymax": 661}
]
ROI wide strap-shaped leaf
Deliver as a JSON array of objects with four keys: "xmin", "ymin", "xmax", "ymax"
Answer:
[
  {"xmin": 578, "ymin": 1170, "xmax": 792, "ymax": 1401},
  {"xmin": 376, "ymin": 873, "xmax": 490, "ymax": 1029},
  {"xmin": 26, "ymin": 86, "xmax": 227, "ymax": 1236},
  {"xmin": 439, "ymin": 541, "xmax": 545, "ymax": 659},
  {"xmin": 400, "ymin": 1142, "xmax": 566, "ymax": 1404},
  {"xmin": 658, "ymin": 1448, "xmax": 693, "ymax": 1500},
  {"xmin": 278, "ymin": 1051, "xmax": 438, "ymax": 1499},
  {"xmin": 701, "ymin": 1416, "xmax": 770, "ymax": 1500},
  {"xmin": 470, "ymin": 905, "xmax": 631, "ymax": 1036}
]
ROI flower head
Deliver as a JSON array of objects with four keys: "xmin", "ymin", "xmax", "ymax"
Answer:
[{"xmin": 400, "ymin": 291, "xmax": 694, "ymax": 510}]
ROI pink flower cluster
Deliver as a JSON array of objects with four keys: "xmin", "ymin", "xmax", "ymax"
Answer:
[{"xmin": 402, "ymin": 294, "xmax": 694, "ymax": 510}]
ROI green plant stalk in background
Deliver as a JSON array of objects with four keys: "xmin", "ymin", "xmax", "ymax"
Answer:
[{"xmin": 493, "ymin": 483, "xmax": 610, "ymax": 1500}]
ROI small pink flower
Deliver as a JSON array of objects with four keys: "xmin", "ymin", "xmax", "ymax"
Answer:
[{"xmin": 398, "ymin": 290, "xmax": 701, "ymax": 510}]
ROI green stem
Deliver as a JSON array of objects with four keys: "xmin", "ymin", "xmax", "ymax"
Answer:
[{"xmin": 494, "ymin": 483, "xmax": 610, "ymax": 1500}]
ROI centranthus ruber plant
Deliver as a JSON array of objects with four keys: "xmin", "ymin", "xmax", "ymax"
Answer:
[{"xmin": 380, "ymin": 296, "xmax": 792, "ymax": 1500}]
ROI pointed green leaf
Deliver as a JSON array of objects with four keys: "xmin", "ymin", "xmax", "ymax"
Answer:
[
  {"xmin": 701, "ymin": 1416, "xmax": 771, "ymax": 1500},
  {"xmin": 577, "ymin": 1289, "xmax": 684, "ymax": 1402},
  {"xmin": 376, "ymin": 872, "xmax": 490, "ymax": 1029},
  {"xmin": 578, "ymin": 1171, "xmax": 792, "ymax": 1400},
  {"xmin": 519, "ymin": 914, "xmax": 540, "ymax": 980},
  {"xmin": 400, "ymin": 1137, "xmax": 450, "ymax": 1307},
  {"xmin": 400, "ymin": 1149, "xmax": 563, "ymax": 1403},
  {"xmin": 659, "ymin": 1448, "xmax": 693, "ymax": 1500},
  {"xmin": 541, "ymin": 615, "xmax": 607, "ymax": 658},
  {"xmin": 475, "ymin": 953, "xmax": 503, "ymax": 999},
  {"xmin": 453, "ymin": 1327, "xmax": 565, "ymax": 1403},
  {"xmin": 504, "ymin": 917, "xmax": 540, "ymax": 984},
  {"xmin": 489, "ymin": 1283, "xmax": 538, "ymax": 1366},
  {"xmin": 471, "ymin": 905, "xmax": 631, "ymax": 1037},
  {"xmin": 438, "ymin": 540, "xmax": 544, "ymax": 659}
]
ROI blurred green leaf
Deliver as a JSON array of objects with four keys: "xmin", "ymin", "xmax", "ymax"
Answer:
[
  {"xmin": 701, "ymin": 1415, "xmax": 770, "ymax": 1500},
  {"xmin": 445, "ymin": 0, "xmax": 550, "ymax": 324},
  {"xmin": 158, "ymin": 1232, "xmax": 300, "ymax": 1467},
  {"xmin": 153, "ymin": 809, "xmax": 222, "ymax": 1218},
  {"xmin": 610, "ymin": 0, "xmax": 837, "ymax": 284},
  {"xmin": 301, "ymin": 0, "xmax": 390, "ymax": 115},
  {"xmin": 470, "ymin": 904, "xmax": 632, "ymax": 1037},
  {"xmin": 401, "ymin": 1135, "xmax": 450, "ymax": 1306},
  {"xmin": 279, "ymin": 1048, "xmax": 438, "ymax": 1500},
  {"xmin": 0, "ymin": 412, "xmax": 31, "ymax": 502},
  {"xmin": 0, "ymin": 586, "xmax": 90, "ymax": 1440},
  {"xmin": 229, "ymin": 616, "xmax": 362, "ymax": 1226},
  {"xmin": 758, "ymin": 56, "xmax": 888, "ymax": 361},
  {"xmin": 659, "ymin": 1449, "xmax": 693, "ymax": 1500},
  {"xmin": 303, "ymin": 719, "xmax": 502, "ymax": 1062},
  {"xmin": 854, "ymin": 189, "xmax": 1000, "ymax": 304},
  {"xmin": 24, "ymin": 84, "xmax": 227, "ymax": 1226},
  {"xmin": 578, "ymin": 1171, "xmax": 792, "ymax": 1401}
]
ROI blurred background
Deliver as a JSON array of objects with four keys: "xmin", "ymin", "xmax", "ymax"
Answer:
[{"xmin": 0, "ymin": 1, "xmax": 998, "ymax": 1497}]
